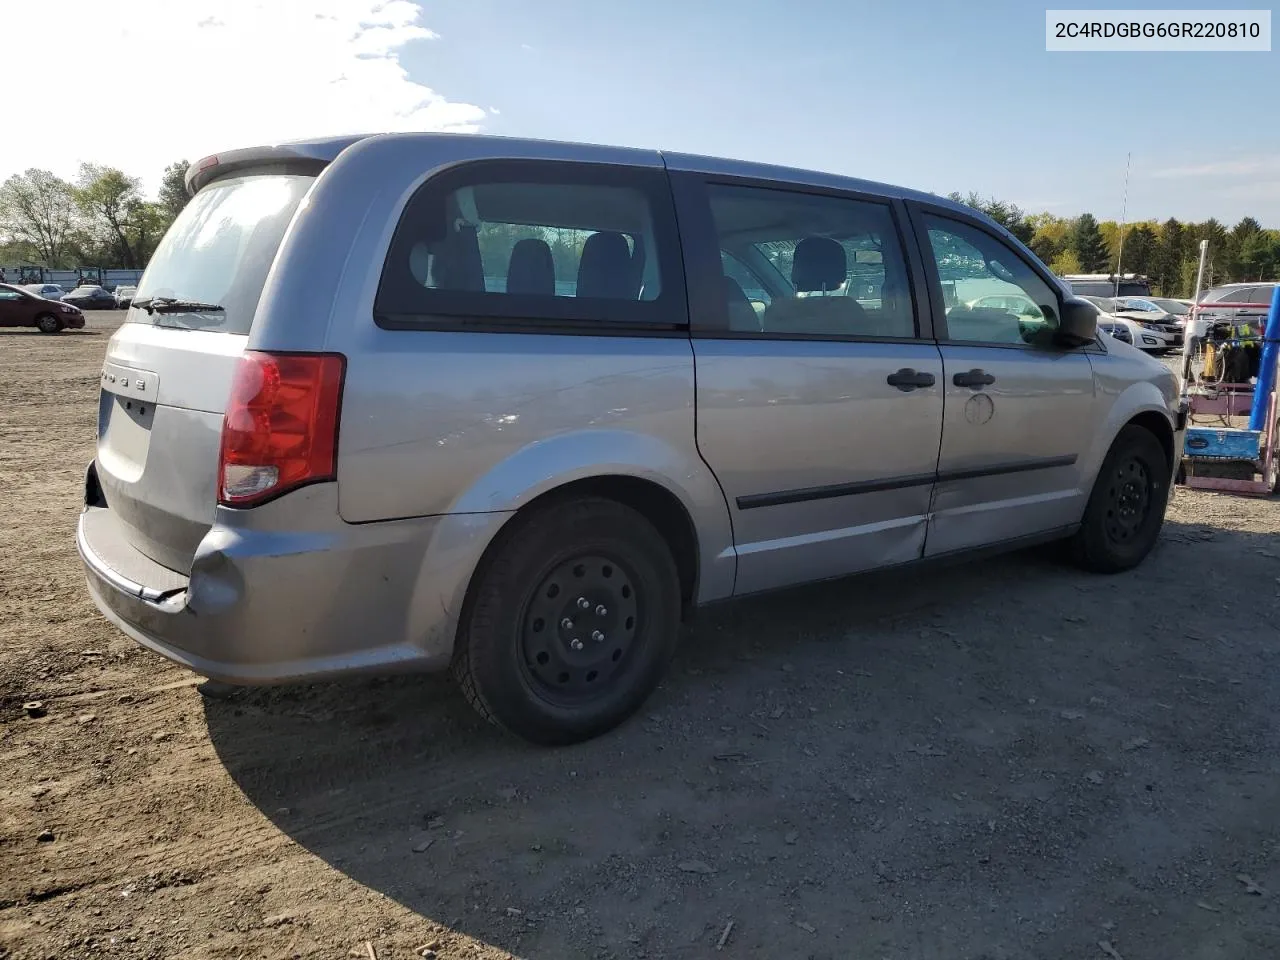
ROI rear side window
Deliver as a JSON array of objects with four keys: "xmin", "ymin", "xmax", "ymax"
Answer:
[
  {"xmin": 375, "ymin": 161, "xmax": 686, "ymax": 329},
  {"xmin": 132, "ymin": 173, "xmax": 314, "ymax": 335},
  {"xmin": 707, "ymin": 184, "xmax": 917, "ymax": 338}
]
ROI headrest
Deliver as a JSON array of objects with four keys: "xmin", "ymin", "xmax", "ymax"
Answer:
[
  {"xmin": 577, "ymin": 231, "xmax": 635, "ymax": 299},
  {"xmin": 506, "ymin": 238, "xmax": 555, "ymax": 296},
  {"xmin": 792, "ymin": 237, "xmax": 846, "ymax": 293}
]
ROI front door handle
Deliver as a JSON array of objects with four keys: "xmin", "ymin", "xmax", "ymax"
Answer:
[
  {"xmin": 886, "ymin": 368, "xmax": 937, "ymax": 392},
  {"xmin": 953, "ymin": 369, "xmax": 996, "ymax": 388}
]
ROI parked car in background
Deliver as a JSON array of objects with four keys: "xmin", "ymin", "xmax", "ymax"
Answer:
[
  {"xmin": 1083, "ymin": 297, "xmax": 1146, "ymax": 350},
  {"xmin": 0, "ymin": 282, "xmax": 85, "ymax": 332},
  {"xmin": 1084, "ymin": 296, "xmax": 1178, "ymax": 352},
  {"xmin": 1111, "ymin": 297, "xmax": 1185, "ymax": 353},
  {"xmin": 1196, "ymin": 282, "xmax": 1278, "ymax": 336},
  {"xmin": 1087, "ymin": 301, "xmax": 1134, "ymax": 346},
  {"xmin": 114, "ymin": 285, "xmax": 137, "ymax": 309},
  {"xmin": 22, "ymin": 283, "xmax": 66, "ymax": 301},
  {"xmin": 77, "ymin": 133, "xmax": 1183, "ymax": 745},
  {"xmin": 967, "ymin": 293, "xmax": 1042, "ymax": 318},
  {"xmin": 1116, "ymin": 297, "xmax": 1190, "ymax": 325},
  {"xmin": 62, "ymin": 285, "xmax": 117, "ymax": 310}
]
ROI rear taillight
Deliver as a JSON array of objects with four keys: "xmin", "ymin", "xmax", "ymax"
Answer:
[{"xmin": 218, "ymin": 351, "xmax": 345, "ymax": 507}]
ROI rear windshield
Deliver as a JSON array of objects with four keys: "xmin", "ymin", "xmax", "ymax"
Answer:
[{"xmin": 131, "ymin": 173, "xmax": 313, "ymax": 334}]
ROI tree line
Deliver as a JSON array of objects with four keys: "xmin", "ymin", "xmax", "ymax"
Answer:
[
  {"xmin": 0, "ymin": 160, "xmax": 190, "ymax": 270},
  {"xmin": 947, "ymin": 192, "xmax": 1280, "ymax": 297}
]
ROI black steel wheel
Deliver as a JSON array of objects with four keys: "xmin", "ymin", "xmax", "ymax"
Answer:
[
  {"xmin": 1073, "ymin": 424, "xmax": 1169, "ymax": 573},
  {"xmin": 519, "ymin": 554, "xmax": 641, "ymax": 707},
  {"xmin": 1102, "ymin": 455, "xmax": 1152, "ymax": 546},
  {"xmin": 453, "ymin": 497, "xmax": 681, "ymax": 745}
]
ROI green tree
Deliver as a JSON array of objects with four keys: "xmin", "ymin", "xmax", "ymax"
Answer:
[
  {"xmin": 1239, "ymin": 230, "xmax": 1280, "ymax": 281},
  {"xmin": 0, "ymin": 169, "xmax": 79, "ymax": 266},
  {"xmin": 1153, "ymin": 219, "xmax": 1185, "ymax": 295},
  {"xmin": 1070, "ymin": 213, "xmax": 1109, "ymax": 272},
  {"xmin": 1191, "ymin": 218, "xmax": 1229, "ymax": 287},
  {"xmin": 158, "ymin": 160, "xmax": 191, "ymax": 220},
  {"xmin": 1119, "ymin": 223, "xmax": 1158, "ymax": 279},
  {"xmin": 1027, "ymin": 213, "xmax": 1069, "ymax": 266},
  {"xmin": 75, "ymin": 164, "xmax": 144, "ymax": 267},
  {"xmin": 946, "ymin": 192, "xmax": 1033, "ymax": 243},
  {"xmin": 130, "ymin": 201, "xmax": 171, "ymax": 266},
  {"xmin": 1050, "ymin": 250, "xmax": 1082, "ymax": 276}
]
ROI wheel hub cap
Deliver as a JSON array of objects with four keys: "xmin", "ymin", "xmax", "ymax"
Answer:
[
  {"xmin": 1104, "ymin": 457, "xmax": 1151, "ymax": 543},
  {"xmin": 521, "ymin": 555, "xmax": 639, "ymax": 702}
]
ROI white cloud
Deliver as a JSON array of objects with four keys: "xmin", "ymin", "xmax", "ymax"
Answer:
[
  {"xmin": 1151, "ymin": 157, "xmax": 1280, "ymax": 179},
  {"xmin": 0, "ymin": 0, "xmax": 487, "ymax": 190}
]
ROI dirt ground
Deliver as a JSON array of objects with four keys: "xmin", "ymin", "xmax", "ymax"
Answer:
[{"xmin": 2, "ymin": 313, "xmax": 1279, "ymax": 960}]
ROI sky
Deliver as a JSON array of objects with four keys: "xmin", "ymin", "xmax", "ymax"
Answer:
[{"xmin": 2, "ymin": 0, "xmax": 1278, "ymax": 225}]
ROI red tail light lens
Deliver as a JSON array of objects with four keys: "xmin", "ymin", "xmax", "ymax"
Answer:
[{"xmin": 218, "ymin": 351, "xmax": 345, "ymax": 507}]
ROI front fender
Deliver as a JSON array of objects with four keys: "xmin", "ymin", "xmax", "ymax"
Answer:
[
  {"xmin": 446, "ymin": 428, "xmax": 736, "ymax": 604},
  {"xmin": 1081, "ymin": 371, "xmax": 1177, "ymax": 484}
]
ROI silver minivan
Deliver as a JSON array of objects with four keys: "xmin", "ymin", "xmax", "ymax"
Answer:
[{"xmin": 78, "ymin": 134, "xmax": 1185, "ymax": 744}]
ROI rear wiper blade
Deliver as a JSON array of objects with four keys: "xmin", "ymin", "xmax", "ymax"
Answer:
[{"xmin": 133, "ymin": 296, "xmax": 225, "ymax": 315}]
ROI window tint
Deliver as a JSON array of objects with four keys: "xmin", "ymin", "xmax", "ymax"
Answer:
[
  {"xmin": 1247, "ymin": 285, "xmax": 1276, "ymax": 304},
  {"xmin": 706, "ymin": 184, "xmax": 916, "ymax": 338},
  {"xmin": 924, "ymin": 215, "xmax": 1060, "ymax": 346},
  {"xmin": 376, "ymin": 165, "xmax": 682, "ymax": 328}
]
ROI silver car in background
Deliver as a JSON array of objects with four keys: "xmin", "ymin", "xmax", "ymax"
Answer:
[
  {"xmin": 23, "ymin": 283, "xmax": 65, "ymax": 301},
  {"xmin": 78, "ymin": 134, "xmax": 1185, "ymax": 744},
  {"xmin": 1197, "ymin": 282, "xmax": 1278, "ymax": 336}
]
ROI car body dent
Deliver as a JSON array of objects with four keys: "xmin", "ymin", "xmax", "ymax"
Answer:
[{"xmin": 443, "ymin": 426, "xmax": 737, "ymax": 604}]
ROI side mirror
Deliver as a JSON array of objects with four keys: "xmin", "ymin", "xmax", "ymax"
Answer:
[{"xmin": 1055, "ymin": 297, "xmax": 1098, "ymax": 347}]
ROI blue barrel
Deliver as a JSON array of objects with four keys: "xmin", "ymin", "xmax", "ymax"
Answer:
[{"xmin": 1249, "ymin": 286, "xmax": 1280, "ymax": 430}]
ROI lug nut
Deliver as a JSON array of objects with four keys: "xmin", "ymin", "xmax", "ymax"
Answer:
[
  {"xmin": 577, "ymin": 597, "xmax": 591, "ymax": 610},
  {"xmin": 591, "ymin": 630, "xmax": 605, "ymax": 643},
  {"xmin": 561, "ymin": 618, "xmax": 574, "ymax": 630},
  {"xmin": 595, "ymin": 604, "xmax": 608, "ymax": 616},
  {"xmin": 570, "ymin": 638, "xmax": 584, "ymax": 651}
]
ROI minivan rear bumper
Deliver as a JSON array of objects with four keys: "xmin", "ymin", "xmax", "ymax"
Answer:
[{"xmin": 78, "ymin": 461, "xmax": 510, "ymax": 685}]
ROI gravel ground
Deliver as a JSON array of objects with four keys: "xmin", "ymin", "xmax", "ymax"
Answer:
[{"xmin": 2, "ymin": 313, "xmax": 1279, "ymax": 960}]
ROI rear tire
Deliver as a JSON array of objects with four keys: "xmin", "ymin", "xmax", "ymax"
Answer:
[
  {"xmin": 35, "ymin": 314, "xmax": 61, "ymax": 334},
  {"xmin": 1072, "ymin": 424, "xmax": 1170, "ymax": 573},
  {"xmin": 453, "ymin": 498, "xmax": 681, "ymax": 745}
]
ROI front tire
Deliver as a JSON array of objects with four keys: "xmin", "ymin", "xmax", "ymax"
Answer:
[
  {"xmin": 35, "ymin": 314, "xmax": 61, "ymax": 334},
  {"xmin": 1072, "ymin": 425, "xmax": 1170, "ymax": 573},
  {"xmin": 453, "ymin": 498, "xmax": 681, "ymax": 745}
]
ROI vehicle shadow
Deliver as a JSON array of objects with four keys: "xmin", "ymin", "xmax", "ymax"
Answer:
[{"xmin": 204, "ymin": 518, "xmax": 1280, "ymax": 957}]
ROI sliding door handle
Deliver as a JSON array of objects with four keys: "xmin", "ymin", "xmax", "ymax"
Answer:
[
  {"xmin": 886, "ymin": 368, "xmax": 936, "ymax": 391},
  {"xmin": 953, "ymin": 369, "xmax": 996, "ymax": 388}
]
